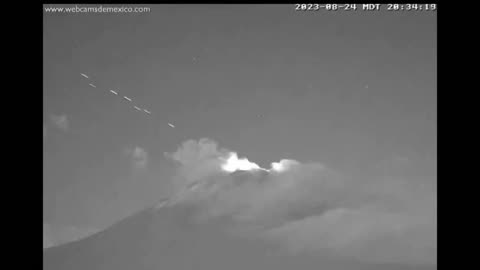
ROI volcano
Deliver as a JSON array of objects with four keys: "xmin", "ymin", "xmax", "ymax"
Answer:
[{"xmin": 43, "ymin": 195, "xmax": 436, "ymax": 270}]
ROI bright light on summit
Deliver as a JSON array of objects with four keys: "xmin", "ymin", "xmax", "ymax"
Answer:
[
  {"xmin": 221, "ymin": 152, "xmax": 262, "ymax": 172},
  {"xmin": 271, "ymin": 162, "xmax": 285, "ymax": 172},
  {"xmin": 220, "ymin": 153, "xmax": 295, "ymax": 173}
]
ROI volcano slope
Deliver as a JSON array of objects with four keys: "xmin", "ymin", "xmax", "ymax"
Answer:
[
  {"xmin": 43, "ymin": 197, "xmax": 435, "ymax": 270},
  {"xmin": 45, "ymin": 139, "xmax": 436, "ymax": 270}
]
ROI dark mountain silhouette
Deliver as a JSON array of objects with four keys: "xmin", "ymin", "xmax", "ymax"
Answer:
[{"xmin": 44, "ymin": 196, "xmax": 436, "ymax": 270}]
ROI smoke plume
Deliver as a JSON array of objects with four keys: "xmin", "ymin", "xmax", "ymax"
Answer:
[{"xmin": 164, "ymin": 138, "xmax": 436, "ymax": 265}]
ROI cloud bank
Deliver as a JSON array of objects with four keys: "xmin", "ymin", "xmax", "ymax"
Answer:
[{"xmin": 164, "ymin": 138, "xmax": 436, "ymax": 265}]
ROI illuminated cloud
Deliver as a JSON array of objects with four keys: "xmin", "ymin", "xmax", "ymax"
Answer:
[
  {"xmin": 220, "ymin": 152, "xmax": 262, "ymax": 172},
  {"xmin": 163, "ymin": 138, "xmax": 436, "ymax": 265}
]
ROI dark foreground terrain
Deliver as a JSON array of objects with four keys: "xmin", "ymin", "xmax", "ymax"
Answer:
[{"xmin": 44, "ymin": 199, "xmax": 436, "ymax": 270}]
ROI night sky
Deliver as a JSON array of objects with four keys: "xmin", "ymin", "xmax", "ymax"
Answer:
[{"xmin": 43, "ymin": 5, "xmax": 436, "ymax": 246}]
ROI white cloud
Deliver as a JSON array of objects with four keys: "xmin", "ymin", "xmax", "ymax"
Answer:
[
  {"xmin": 125, "ymin": 146, "xmax": 148, "ymax": 170},
  {"xmin": 164, "ymin": 138, "xmax": 437, "ymax": 265},
  {"xmin": 49, "ymin": 114, "xmax": 69, "ymax": 132}
]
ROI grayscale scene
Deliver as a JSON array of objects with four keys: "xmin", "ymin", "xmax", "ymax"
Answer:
[{"xmin": 43, "ymin": 4, "xmax": 437, "ymax": 270}]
